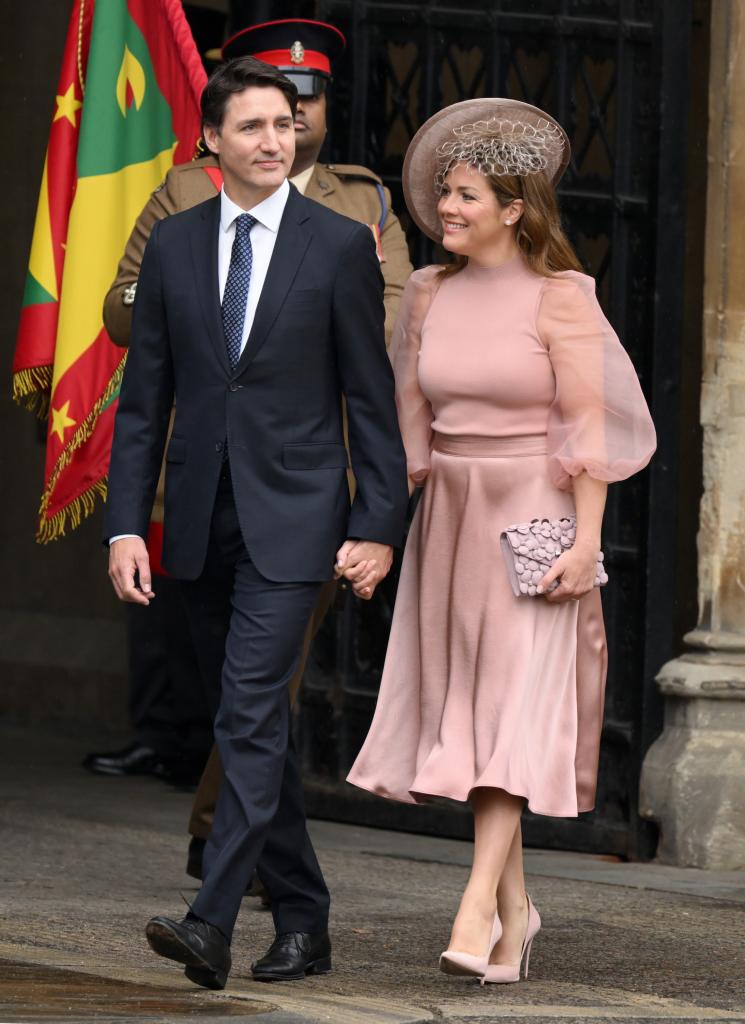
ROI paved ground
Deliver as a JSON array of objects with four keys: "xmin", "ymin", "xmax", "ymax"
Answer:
[{"xmin": 2, "ymin": 725, "xmax": 745, "ymax": 1024}]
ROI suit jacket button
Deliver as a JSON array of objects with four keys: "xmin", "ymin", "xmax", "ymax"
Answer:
[
  {"xmin": 215, "ymin": 442, "xmax": 223, "ymax": 453},
  {"xmin": 229, "ymin": 383, "xmax": 243, "ymax": 392}
]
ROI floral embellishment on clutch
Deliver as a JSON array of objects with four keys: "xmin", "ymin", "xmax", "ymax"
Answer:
[{"xmin": 500, "ymin": 516, "xmax": 608, "ymax": 597}]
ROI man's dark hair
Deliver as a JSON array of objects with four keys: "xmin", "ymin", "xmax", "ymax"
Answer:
[{"xmin": 201, "ymin": 56, "xmax": 298, "ymax": 131}]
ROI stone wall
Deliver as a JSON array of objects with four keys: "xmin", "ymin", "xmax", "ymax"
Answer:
[{"xmin": 639, "ymin": 0, "xmax": 745, "ymax": 869}]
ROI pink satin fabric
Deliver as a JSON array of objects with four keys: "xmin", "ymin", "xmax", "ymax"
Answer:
[{"xmin": 347, "ymin": 257, "xmax": 654, "ymax": 817}]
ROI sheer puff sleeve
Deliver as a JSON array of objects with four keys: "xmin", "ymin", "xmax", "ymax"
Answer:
[
  {"xmin": 389, "ymin": 266, "xmax": 441, "ymax": 485},
  {"xmin": 537, "ymin": 271, "xmax": 656, "ymax": 491}
]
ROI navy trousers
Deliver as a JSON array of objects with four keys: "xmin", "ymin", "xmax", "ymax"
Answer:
[{"xmin": 181, "ymin": 470, "xmax": 329, "ymax": 940}]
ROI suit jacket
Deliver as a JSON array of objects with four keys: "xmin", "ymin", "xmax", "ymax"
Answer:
[{"xmin": 103, "ymin": 185, "xmax": 409, "ymax": 582}]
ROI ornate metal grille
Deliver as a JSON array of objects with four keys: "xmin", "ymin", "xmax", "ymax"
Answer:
[{"xmin": 295, "ymin": 0, "xmax": 695, "ymax": 858}]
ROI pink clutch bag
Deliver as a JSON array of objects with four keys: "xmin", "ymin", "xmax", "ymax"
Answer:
[{"xmin": 500, "ymin": 516, "xmax": 608, "ymax": 597}]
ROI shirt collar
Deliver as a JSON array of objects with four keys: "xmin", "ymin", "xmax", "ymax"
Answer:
[{"xmin": 220, "ymin": 177, "xmax": 290, "ymax": 233}]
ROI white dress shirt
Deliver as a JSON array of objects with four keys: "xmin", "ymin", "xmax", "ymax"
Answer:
[
  {"xmin": 218, "ymin": 178, "xmax": 289, "ymax": 355},
  {"xmin": 110, "ymin": 179, "xmax": 290, "ymax": 547}
]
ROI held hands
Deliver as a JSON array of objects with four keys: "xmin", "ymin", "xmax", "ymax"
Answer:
[
  {"xmin": 108, "ymin": 537, "xmax": 155, "ymax": 605},
  {"xmin": 538, "ymin": 539, "xmax": 599, "ymax": 603},
  {"xmin": 335, "ymin": 540, "xmax": 394, "ymax": 600}
]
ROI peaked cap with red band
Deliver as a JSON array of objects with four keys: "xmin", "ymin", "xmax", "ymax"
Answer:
[{"xmin": 221, "ymin": 19, "xmax": 346, "ymax": 96}]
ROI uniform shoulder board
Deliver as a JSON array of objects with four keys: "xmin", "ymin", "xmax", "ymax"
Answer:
[
  {"xmin": 166, "ymin": 156, "xmax": 218, "ymax": 183},
  {"xmin": 323, "ymin": 163, "xmax": 383, "ymax": 186}
]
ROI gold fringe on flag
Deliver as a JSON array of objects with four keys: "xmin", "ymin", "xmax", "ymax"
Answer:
[
  {"xmin": 12, "ymin": 366, "xmax": 53, "ymax": 419},
  {"xmin": 36, "ymin": 353, "xmax": 127, "ymax": 544},
  {"xmin": 38, "ymin": 478, "xmax": 109, "ymax": 544}
]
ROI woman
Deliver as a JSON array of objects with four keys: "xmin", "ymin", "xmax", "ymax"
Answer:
[{"xmin": 346, "ymin": 99, "xmax": 656, "ymax": 983}]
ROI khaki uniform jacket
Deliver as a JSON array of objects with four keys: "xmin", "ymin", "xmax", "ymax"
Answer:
[{"xmin": 103, "ymin": 156, "xmax": 413, "ymax": 523}]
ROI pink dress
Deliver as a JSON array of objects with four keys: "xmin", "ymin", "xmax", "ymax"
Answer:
[{"xmin": 347, "ymin": 256, "xmax": 656, "ymax": 817}]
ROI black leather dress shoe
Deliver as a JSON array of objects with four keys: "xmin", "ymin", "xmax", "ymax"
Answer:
[
  {"xmin": 82, "ymin": 741, "xmax": 162, "ymax": 776},
  {"xmin": 251, "ymin": 930, "xmax": 331, "ymax": 982},
  {"xmin": 145, "ymin": 914, "xmax": 231, "ymax": 990}
]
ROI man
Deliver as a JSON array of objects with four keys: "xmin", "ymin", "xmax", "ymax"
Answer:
[
  {"xmin": 105, "ymin": 58, "xmax": 408, "ymax": 990},
  {"xmin": 101, "ymin": 18, "xmax": 413, "ymax": 878}
]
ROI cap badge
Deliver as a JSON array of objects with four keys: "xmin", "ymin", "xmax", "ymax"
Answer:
[{"xmin": 290, "ymin": 40, "xmax": 305, "ymax": 64}]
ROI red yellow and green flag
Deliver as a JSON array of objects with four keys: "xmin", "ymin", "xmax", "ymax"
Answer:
[{"xmin": 13, "ymin": 0, "xmax": 206, "ymax": 542}]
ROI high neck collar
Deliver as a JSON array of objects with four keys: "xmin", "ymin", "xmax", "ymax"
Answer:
[{"xmin": 461, "ymin": 252, "xmax": 527, "ymax": 278}]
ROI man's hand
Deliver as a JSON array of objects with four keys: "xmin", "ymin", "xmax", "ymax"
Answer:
[
  {"xmin": 108, "ymin": 537, "xmax": 155, "ymax": 605},
  {"xmin": 335, "ymin": 540, "xmax": 393, "ymax": 600}
]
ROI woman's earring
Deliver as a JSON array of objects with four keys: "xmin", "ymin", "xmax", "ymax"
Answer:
[{"xmin": 505, "ymin": 219, "xmax": 513, "ymax": 225}]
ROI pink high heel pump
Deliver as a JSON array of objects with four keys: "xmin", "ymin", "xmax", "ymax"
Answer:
[
  {"xmin": 480, "ymin": 893, "xmax": 541, "ymax": 985},
  {"xmin": 439, "ymin": 908, "xmax": 502, "ymax": 978}
]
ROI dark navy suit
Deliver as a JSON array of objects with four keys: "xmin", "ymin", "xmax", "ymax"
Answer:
[{"xmin": 105, "ymin": 184, "xmax": 409, "ymax": 939}]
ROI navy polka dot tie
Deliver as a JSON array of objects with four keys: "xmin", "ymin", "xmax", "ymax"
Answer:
[{"xmin": 221, "ymin": 213, "xmax": 256, "ymax": 369}]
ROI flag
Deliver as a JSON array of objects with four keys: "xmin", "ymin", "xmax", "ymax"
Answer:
[{"xmin": 13, "ymin": 0, "xmax": 206, "ymax": 542}]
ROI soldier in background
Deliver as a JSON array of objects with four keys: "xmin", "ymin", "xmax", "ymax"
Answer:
[{"xmin": 100, "ymin": 19, "xmax": 412, "ymax": 881}]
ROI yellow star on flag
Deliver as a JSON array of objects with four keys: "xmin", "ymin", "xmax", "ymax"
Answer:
[
  {"xmin": 53, "ymin": 83, "xmax": 82, "ymax": 127},
  {"xmin": 51, "ymin": 400, "xmax": 76, "ymax": 442}
]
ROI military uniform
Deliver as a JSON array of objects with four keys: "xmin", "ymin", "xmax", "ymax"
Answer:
[
  {"xmin": 103, "ymin": 154, "xmax": 413, "ymax": 850},
  {"xmin": 104, "ymin": 154, "xmax": 411, "ymax": 351}
]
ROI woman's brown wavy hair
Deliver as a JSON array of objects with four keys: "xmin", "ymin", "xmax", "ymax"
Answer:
[{"xmin": 437, "ymin": 166, "xmax": 582, "ymax": 279}]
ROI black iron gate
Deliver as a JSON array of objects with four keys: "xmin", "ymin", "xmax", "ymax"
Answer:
[{"xmin": 206, "ymin": 0, "xmax": 702, "ymax": 858}]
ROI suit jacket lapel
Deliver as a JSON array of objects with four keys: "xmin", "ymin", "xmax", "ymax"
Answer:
[
  {"xmin": 234, "ymin": 185, "xmax": 313, "ymax": 376},
  {"xmin": 189, "ymin": 195, "xmax": 231, "ymax": 376}
]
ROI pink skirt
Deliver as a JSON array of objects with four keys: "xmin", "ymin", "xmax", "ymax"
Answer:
[{"xmin": 347, "ymin": 433, "xmax": 608, "ymax": 817}]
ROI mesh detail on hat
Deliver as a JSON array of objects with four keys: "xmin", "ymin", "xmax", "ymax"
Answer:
[{"xmin": 434, "ymin": 117, "xmax": 566, "ymax": 189}]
